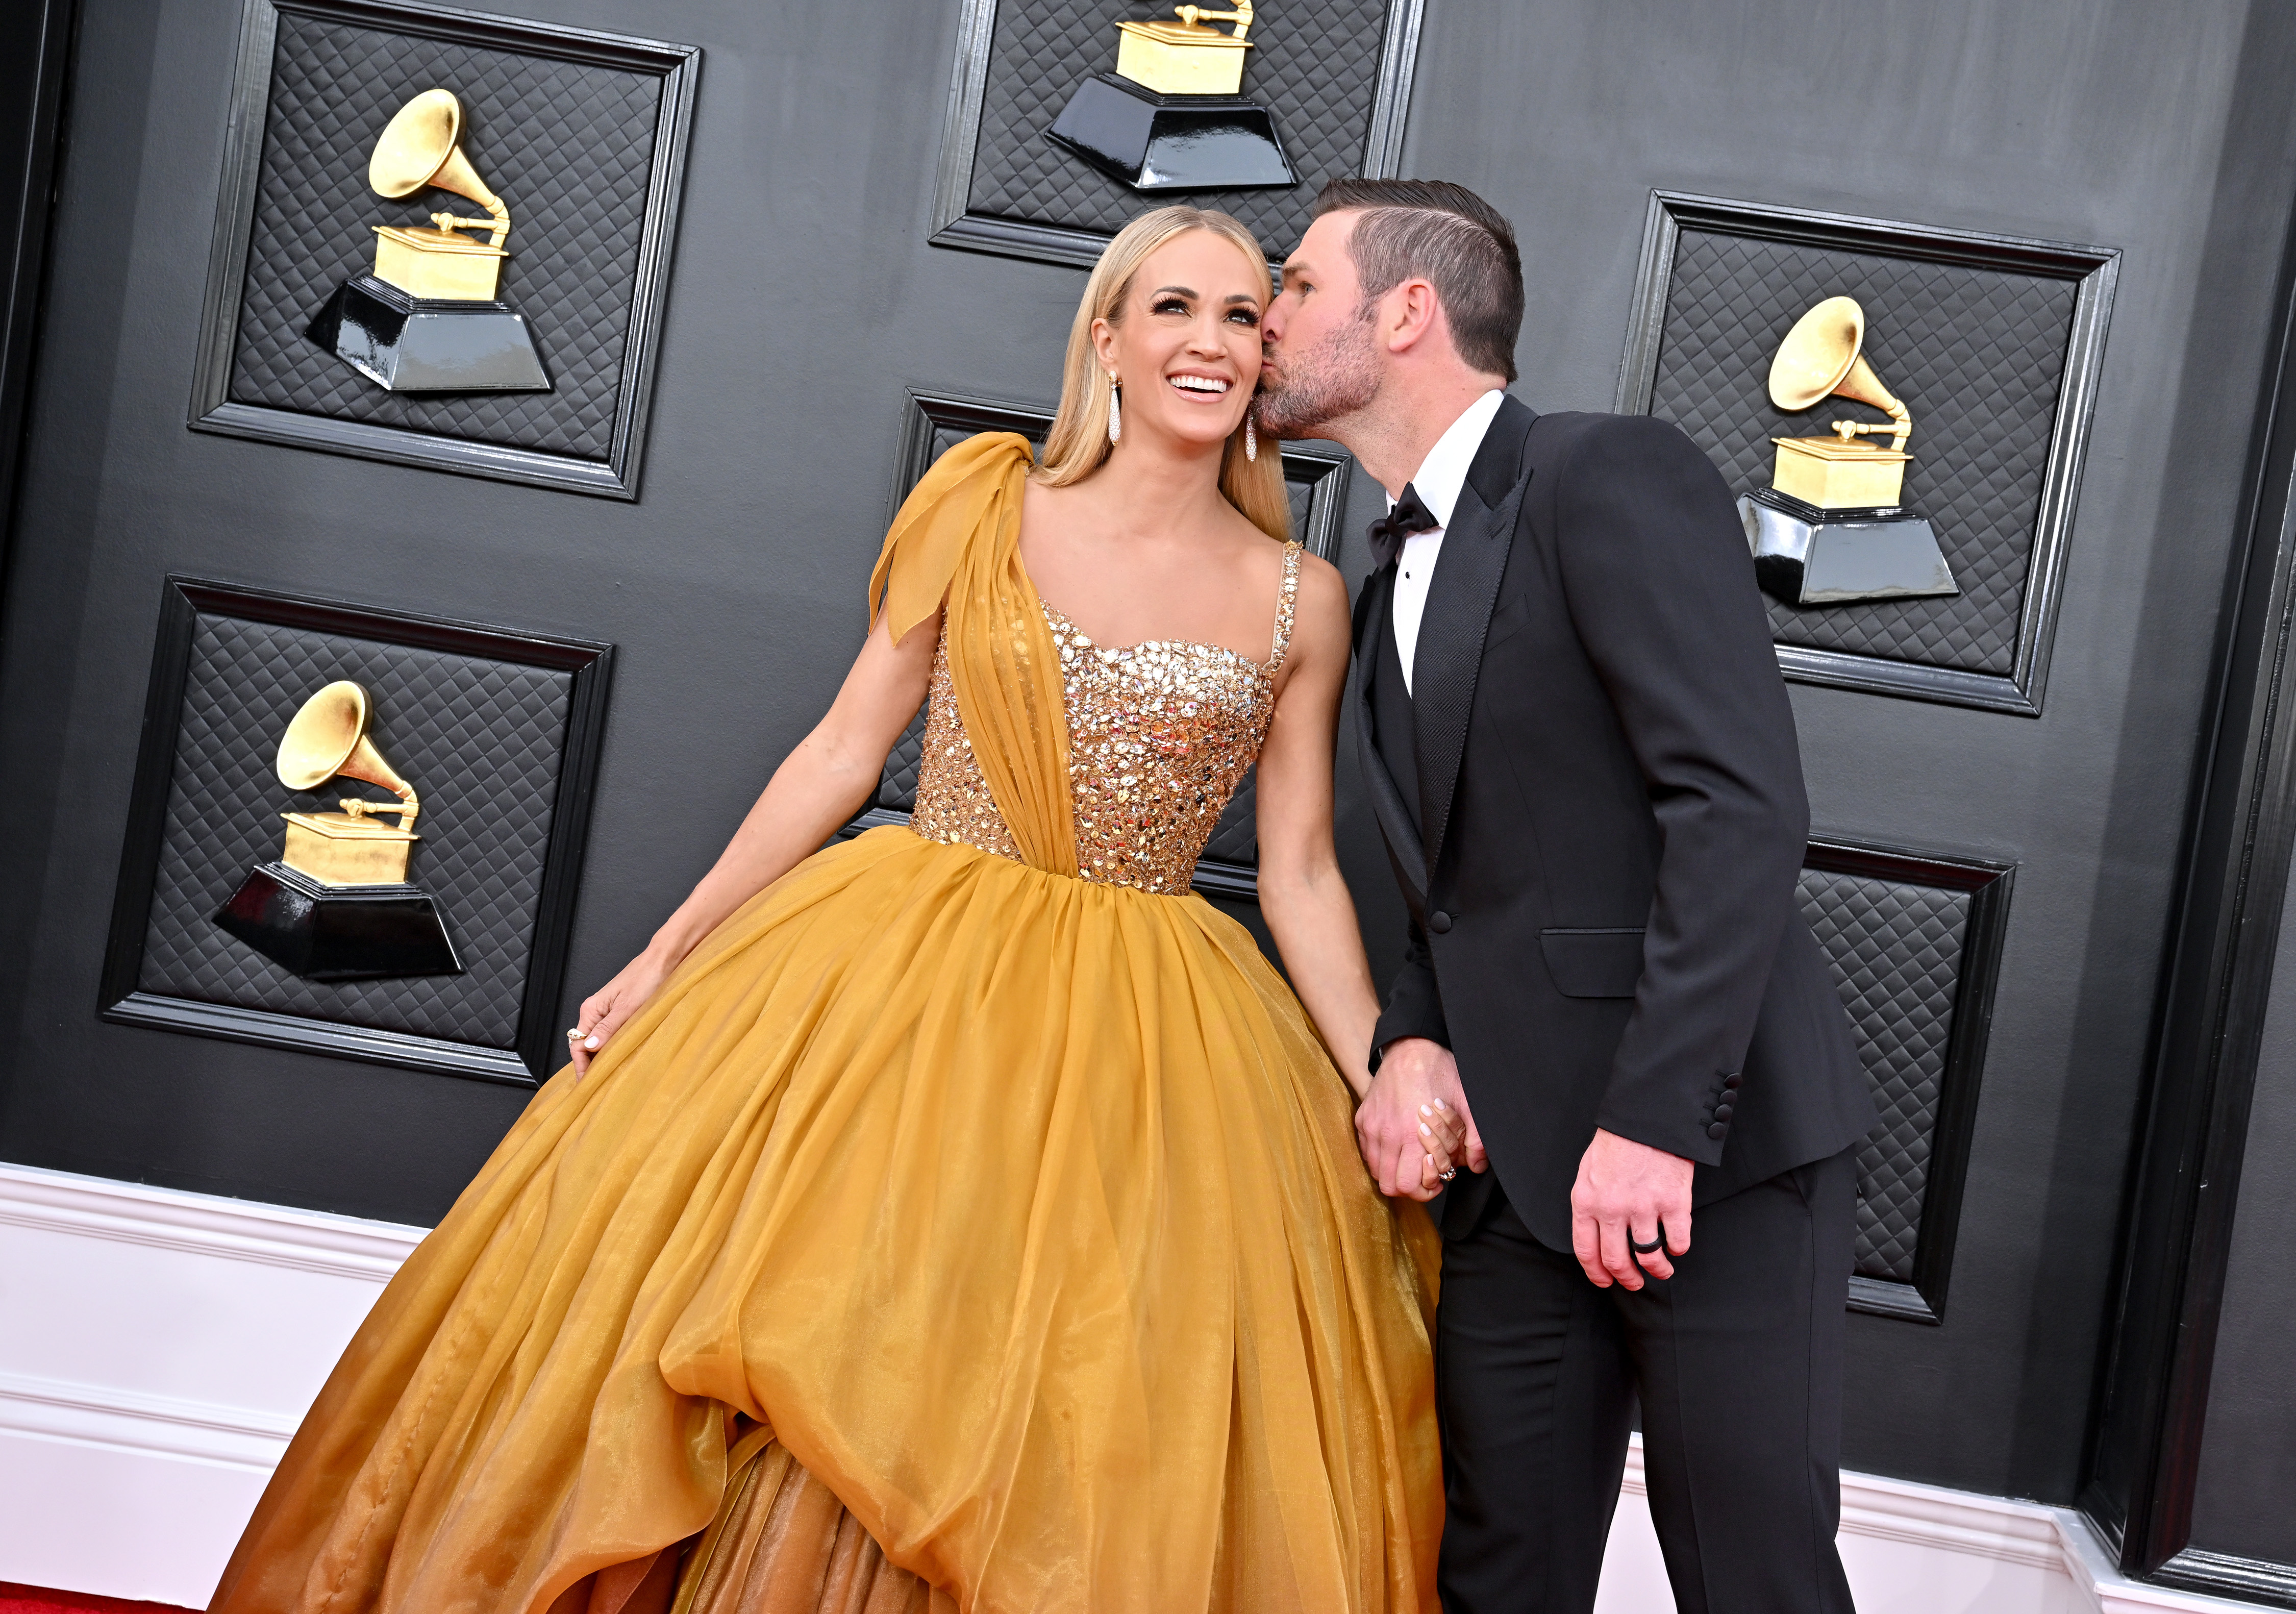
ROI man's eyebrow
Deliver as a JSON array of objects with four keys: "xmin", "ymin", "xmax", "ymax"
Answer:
[{"xmin": 1281, "ymin": 260, "xmax": 1313, "ymax": 284}]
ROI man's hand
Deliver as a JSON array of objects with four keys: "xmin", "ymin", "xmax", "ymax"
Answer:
[
  {"xmin": 1356, "ymin": 1036, "xmax": 1487, "ymax": 1200},
  {"xmin": 1570, "ymin": 1128, "xmax": 1694, "ymax": 1288}
]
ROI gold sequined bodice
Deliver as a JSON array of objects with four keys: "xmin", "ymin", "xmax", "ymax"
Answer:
[{"xmin": 909, "ymin": 542, "xmax": 1303, "ymax": 893}]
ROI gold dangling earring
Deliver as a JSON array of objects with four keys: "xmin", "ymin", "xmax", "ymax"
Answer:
[
  {"xmin": 1107, "ymin": 371, "xmax": 1121, "ymax": 444},
  {"xmin": 1244, "ymin": 407, "xmax": 1258, "ymax": 462}
]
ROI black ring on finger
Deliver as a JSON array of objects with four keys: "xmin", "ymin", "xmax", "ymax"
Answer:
[{"xmin": 1629, "ymin": 1228, "xmax": 1665, "ymax": 1255}]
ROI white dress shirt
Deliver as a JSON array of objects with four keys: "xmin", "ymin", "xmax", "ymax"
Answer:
[{"xmin": 1390, "ymin": 388, "xmax": 1507, "ymax": 694}]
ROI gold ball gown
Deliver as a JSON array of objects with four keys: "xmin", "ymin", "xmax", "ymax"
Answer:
[{"xmin": 208, "ymin": 434, "xmax": 1443, "ymax": 1614}]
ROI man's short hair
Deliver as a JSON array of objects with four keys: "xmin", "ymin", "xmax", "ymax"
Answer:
[{"xmin": 1313, "ymin": 179, "xmax": 1523, "ymax": 383}]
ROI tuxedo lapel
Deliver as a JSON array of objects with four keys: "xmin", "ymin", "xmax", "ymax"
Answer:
[
  {"xmin": 1352, "ymin": 562, "xmax": 1430, "ymax": 903},
  {"xmin": 1411, "ymin": 396, "xmax": 1538, "ymax": 878}
]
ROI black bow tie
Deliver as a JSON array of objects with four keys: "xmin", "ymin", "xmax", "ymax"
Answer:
[{"xmin": 1368, "ymin": 483, "xmax": 1440, "ymax": 570}]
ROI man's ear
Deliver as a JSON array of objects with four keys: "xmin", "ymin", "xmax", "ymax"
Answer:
[{"xmin": 1382, "ymin": 280, "xmax": 1444, "ymax": 357}]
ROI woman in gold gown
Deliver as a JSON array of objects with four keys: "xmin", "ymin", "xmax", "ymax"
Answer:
[{"xmin": 210, "ymin": 207, "xmax": 1457, "ymax": 1614}]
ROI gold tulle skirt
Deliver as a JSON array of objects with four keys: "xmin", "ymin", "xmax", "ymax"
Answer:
[{"xmin": 211, "ymin": 828, "xmax": 1442, "ymax": 1614}]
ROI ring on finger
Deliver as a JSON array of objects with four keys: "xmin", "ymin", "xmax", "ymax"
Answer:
[{"xmin": 1629, "ymin": 1227, "xmax": 1665, "ymax": 1256}]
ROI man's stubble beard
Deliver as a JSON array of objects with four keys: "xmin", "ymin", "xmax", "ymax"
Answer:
[{"xmin": 1256, "ymin": 308, "xmax": 1382, "ymax": 437}]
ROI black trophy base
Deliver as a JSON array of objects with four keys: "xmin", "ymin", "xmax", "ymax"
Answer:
[
  {"xmin": 1047, "ymin": 72, "xmax": 1295, "ymax": 191},
  {"xmin": 214, "ymin": 862, "xmax": 462, "ymax": 981},
  {"xmin": 307, "ymin": 275, "xmax": 552, "ymax": 394},
  {"xmin": 1739, "ymin": 487, "xmax": 1959, "ymax": 607}
]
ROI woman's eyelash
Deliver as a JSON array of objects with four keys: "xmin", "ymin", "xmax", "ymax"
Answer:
[{"xmin": 1147, "ymin": 297, "xmax": 1257, "ymax": 324}]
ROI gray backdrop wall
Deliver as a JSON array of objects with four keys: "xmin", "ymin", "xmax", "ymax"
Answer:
[{"xmin": 4, "ymin": 0, "xmax": 2294, "ymax": 1516}]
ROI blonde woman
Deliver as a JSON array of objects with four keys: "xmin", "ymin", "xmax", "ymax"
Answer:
[{"xmin": 210, "ymin": 208, "xmax": 1456, "ymax": 1614}]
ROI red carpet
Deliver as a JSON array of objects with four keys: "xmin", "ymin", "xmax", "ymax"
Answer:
[{"xmin": 0, "ymin": 1586, "xmax": 198, "ymax": 1614}]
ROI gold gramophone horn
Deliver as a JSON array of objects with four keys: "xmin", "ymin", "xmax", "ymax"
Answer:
[
  {"xmin": 278, "ymin": 680, "xmax": 420, "ymax": 829},
  {"xmin": 1768, "ymin": 295, "xmax": 1912, "ymax": 452},
  {"xmin": 368, "ymin": 88, "xmax": 509, "ymax": 249}
]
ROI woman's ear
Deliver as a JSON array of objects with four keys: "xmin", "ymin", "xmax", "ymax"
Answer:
[{"xmin": 1090, "ymin": 316, "xmax": 1118, "ymax": 371}]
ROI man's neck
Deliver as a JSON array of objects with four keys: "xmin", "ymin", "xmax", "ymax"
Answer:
[{"xmin": 1314, "ymin": 373, "xmax": 1506, "ymax": 498}]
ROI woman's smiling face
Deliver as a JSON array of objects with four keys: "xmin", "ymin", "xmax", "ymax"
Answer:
[{"xmin": 1091, "ymin": 229, "xmax": 1268, "ymax": 454}]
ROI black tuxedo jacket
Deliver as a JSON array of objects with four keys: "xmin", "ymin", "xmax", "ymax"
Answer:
[{"xmin": 1354, "ymin": 396, "xmax": 1873, "ymax": 1251}]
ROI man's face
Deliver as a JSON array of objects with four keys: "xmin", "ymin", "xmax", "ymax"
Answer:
[{"xmin": 1257, "ymin": 211, "xmax": 1383, "ymax": 437}]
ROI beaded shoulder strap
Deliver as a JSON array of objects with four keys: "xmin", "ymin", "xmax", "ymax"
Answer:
[{"xmin": 1266, "ymin": 541, "xmax": 1305, "ymax": 672}]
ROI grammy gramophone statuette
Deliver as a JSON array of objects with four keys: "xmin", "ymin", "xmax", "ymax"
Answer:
[
  {"xmin": 1047, "ymin": 3, "xmax": 1295, "ymax": 192},
  {"xmin": 305, "ymin": 89, "xmax": 551, "ymax": 394},
  {"xmin": 1737, "ymin": 296, "xmax": 1959, "ymax": 609},
  {"xmin": 212, "ymin": 681, "xmax": 462, "ymax": 982}
]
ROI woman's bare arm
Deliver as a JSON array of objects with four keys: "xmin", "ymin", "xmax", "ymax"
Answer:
[
  {"xmin": 570, "ymin": 607, "xmax": 937, "ymax": 1073},
  {"xmin": 1253, "ymin": 558, "xmax": 1458, "ymax": 1198}
]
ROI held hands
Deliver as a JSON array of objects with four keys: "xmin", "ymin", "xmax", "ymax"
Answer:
[
  {"xmin": 1570, "ymin": 1128, "xmax": 1694, "ymax": 1289},
  {"xmin": 1355, "ymin": 1036, "xmax": 1486, "ymax": 1201},
  {"xmin": 566, "ymin": 950, "xmax": 675, "ymax": 1078}
]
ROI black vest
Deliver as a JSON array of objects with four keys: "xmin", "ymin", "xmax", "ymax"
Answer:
[{"xmin": 1369, "ymin": 577, "xmax": 1422, "ymax": 834}]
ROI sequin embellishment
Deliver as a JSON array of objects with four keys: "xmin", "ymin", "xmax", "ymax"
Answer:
[{"xmin": 909, "ymin": 541, "xmax": 1303, "ymax": 894}]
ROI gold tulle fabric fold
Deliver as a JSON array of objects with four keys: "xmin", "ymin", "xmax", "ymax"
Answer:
[
  {"xmin": 867, "ymin": 433, "xmax": 1075, "ymax": 877},
  {"xmin": 209, "ymin": 441, "xmax": 1442, "ymax": 1614},
  {"xmin": 671, "ymin": 1434, "xmax": 953, "ymax": 1614}
]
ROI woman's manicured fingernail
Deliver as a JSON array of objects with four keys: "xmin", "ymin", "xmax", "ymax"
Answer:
[{"xmin": 583, "ymin": 1036, "xmax": 598, "ymax": 1049}]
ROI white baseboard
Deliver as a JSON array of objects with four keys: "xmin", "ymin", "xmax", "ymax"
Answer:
[
  {"xmin": 0, "ymin": 1162, "xmax": 2275, "ymax": 1611},
  {"xmin": 0, "ymin": 1163, "xmax": 422, "ymax": 1606},
  {"xmin": 1598, "ymin": 1386, "xmax": 2266, "ymax": 1612}
]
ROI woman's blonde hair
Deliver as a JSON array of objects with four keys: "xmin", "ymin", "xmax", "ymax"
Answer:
[{"xmin": 1037, "ymin": 206, "xmax": 1290, "ymax": 542}]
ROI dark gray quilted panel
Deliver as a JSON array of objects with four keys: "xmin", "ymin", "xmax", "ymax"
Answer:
[
  {"xmin": 1649, "ymin": 230, "xmax": 2077, "ymax": 674},
  {"xmin": 138, "ymin": 614, "xmax": 572, "ymax": 1048},
  {"xmin": 1798, "ymin": 866, "xmax": 1970, "ymax": 1283},
  {"xmin": 227, "ymin": 11, "xmax": 661, "ymax": 459},
  {"xmin": 1284, "ymin": 473, "xmax": 1313, "ymax": 537},
  {"xmin": 966, "ymin": 0, "xmax": 1394, "ymax": 253},
  {"xmin": 1201, "ymin": 766, "xmax": 1258, "ymax": 866},
  {"xmin": 877, "ymin": 707, "xmax": 929, "ymax": 812}
]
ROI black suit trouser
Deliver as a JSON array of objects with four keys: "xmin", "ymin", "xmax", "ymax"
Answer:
[{"xmin": 1436, "ymin": 1147, "xmax": 1859, "ymax": 1614}]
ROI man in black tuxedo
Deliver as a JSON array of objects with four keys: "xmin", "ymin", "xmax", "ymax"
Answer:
[{"xmin": 1259, "ymin": 178, "xmax": 1876, "ymax": 1613}]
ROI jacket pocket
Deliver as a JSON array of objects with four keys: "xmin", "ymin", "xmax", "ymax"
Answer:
[{"xmin": 1539, "ymin": 927, "xmax": 1646, "ymax": 998}]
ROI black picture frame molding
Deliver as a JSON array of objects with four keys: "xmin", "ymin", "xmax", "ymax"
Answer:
[
  {"xmin": 186, "ymin": 0, "xmax": 701, "ymax": 500},
  {"xmin": 888, "ymin": 386, "xmax": 1352, "ymax": 565},
  {"xmin": 1806, "ymin": 835, "xmax": 2014, "ymax": 1327},
  {"xmin": 98, "ymin": 577, "xmax": 614, "ymax": 1085},
  {"xmin": 2079, "ymin": 193, "xmax": 2296, "ymax": 1603},
  {"xmin": 928, "ymin": 0, "xmax": 1426, "ymax": 270},
  {"xmin": 1616, "ymin": 191, "xmax": 2118, "ymax": 717}
]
